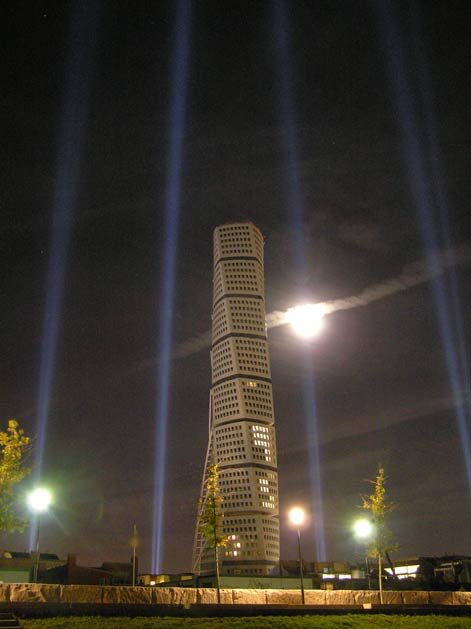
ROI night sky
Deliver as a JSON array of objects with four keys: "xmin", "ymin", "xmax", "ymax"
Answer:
[{"xmin": 2, "ymin": 1, "xmax": 470, "ymax": 574}]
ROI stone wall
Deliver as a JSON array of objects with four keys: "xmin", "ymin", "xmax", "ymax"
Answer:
[{"xmin": 0, "ymin": 584, "xmax": 470, "ymax": 605}]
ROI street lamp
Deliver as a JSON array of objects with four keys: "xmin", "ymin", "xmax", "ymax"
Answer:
[
  {"xmin": 289, "ymin": 506, "xmax": 306, "ymax": 604},
  {"xmin": 27, "ymin": 488, "xmax": 52, "ymax": 583},
  {"xmin": 130, "ymin": 524, "xmax": 138, "ymax": 586},
  {"xmin": 353, "ymin": 518, "xmax": 373, "ymax": 590},
  {"xmin": 353, "ymin": 518, "xmax": 373, "ymax": 540}
]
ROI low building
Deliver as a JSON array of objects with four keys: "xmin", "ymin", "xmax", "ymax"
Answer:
[
  {"xmin": 140, "ymin": 573, "xmax": 194, "ymax": 587},
  {"xmin": 0, "ymin": 551, "xmax": 65, "ymax": 583},
  {"xmin": 43, "ymin": 554, "xmax": 113, "ymax": 585},
  {"xmin": 43, "ymin": 555, "xmax": 136, "ymax": 585},
  {"xmin": 0, "ymin": 551, "xmax": 136, "ymax": 585},
  {"xmin": 147, "ymin": 556, "xmax": 471, "ymax": 592},
  {"xmin": 388, "ymin": 556, "xmax": 471, "ymax": 589},
  {"xmin": 143, "ymin": 572, "xmax": 313, "ymax": 590}
]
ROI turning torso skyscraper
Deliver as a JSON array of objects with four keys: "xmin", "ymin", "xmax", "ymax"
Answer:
[{"xmin": 192, "ymin": 221, "xmax": 280, "ymax": 576}]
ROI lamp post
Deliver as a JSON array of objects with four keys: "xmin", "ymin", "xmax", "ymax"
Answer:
[
  {"xmin": 131, "ymin": 524, "xmax": 138, "ymax": 586},
  {"xmin": 27, "ymin": 488, "xmax": 52, "ymax": 583},
  {"xmin": 289, "ymin": 507, "xmax": 306, "ymax": 604},
  {"xmin": 353, "ymin": 518, "xmax": 373, "ymax": 590}
]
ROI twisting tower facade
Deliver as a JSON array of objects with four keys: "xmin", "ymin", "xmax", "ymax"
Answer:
[{"xmin": 192, "ymin": 221, "xmax": 279, "ymax": 576}]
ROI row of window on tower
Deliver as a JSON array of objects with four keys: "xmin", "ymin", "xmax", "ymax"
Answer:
[
  {"xmin": 212, "ymin": 382, "xmax": 274, "ymax": 420},
  {"xmin": 212, "ymin": 302, "xmax": 265, "ymax": 335},
  {"xmin": 212, "ymin": 374, "xmax": 272, "ymax": 404},
  {"xmin": 214, "ymin": 423, "xmax": 275, "ymax": 445},
  {"xmin": 212, "ymin": 267, "xmax": 264, "ymax": 302},
  {"xmin": 217, "ymin": 447, "xmax": 275, "ymax": 465},
  {"xmin": 215, "ymin": 223, "xmax": 263, "ymax": 250},
  {"xmin": 220, "ymin": 514, "xmax": 279, "ymax": 562}
]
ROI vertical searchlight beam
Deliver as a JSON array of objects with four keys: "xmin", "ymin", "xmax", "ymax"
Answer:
[
  {"xmin": 273, "ymin": 0, "xmax": 306, "ymax": 277},
  {"xmin": 273, "ymin": 0, "xmax": 326, "ymax": 561},
  {"xmin": 302, "ymin": 357, "xmax": 327, "ymax": 562},
  {"xmin": 151, "ymin": 0, "xmax": 192, "ymax": 574},
  {"xmin": 408, "ymin": 2, "xmax": 471, "ymax": 458},
  {"xmin": 375, "ymin": 0, "xmax": 471, "ymax": 490},
  {"xmin": 30, "ymin": 1, "xmax": 98, "ymax": 549}
]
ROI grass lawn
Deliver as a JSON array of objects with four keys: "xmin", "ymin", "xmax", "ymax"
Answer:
[{"xmin": 21, "ymin": 616, "xmax": 471, "ymax": 629}]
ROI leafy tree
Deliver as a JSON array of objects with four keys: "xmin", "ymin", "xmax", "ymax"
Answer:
[
  {"xmin": 361, "ymin": 465, "xmax": 397, "ymax": 603},
  {"xmin": 198, "ymin": 463, "xmax": 228, "ymax": 603},
  {"xmin": 0, "ymin": 420, "xmax": 31, "ymax": 532}
]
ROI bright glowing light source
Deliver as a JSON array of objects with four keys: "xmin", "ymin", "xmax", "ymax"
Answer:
[
  {"xmin": 27, "ymin": 488, "xmax": 52, "ymax": 513},
  {"xmin": 289, "ymin": 506, "xmax": 305, "ymax": 526},
  {"xmin": 286, "ymin": 304, "xmax": 325, "ymax": 338},
  {"xmin": 385, "ymin": 564, "xmax": 419, "ymax": 577},
  {"xmin": 353, "ymin": 519, "xmax": 373, "ymax": 539}
]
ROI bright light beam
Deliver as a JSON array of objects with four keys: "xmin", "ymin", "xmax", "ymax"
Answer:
[
  {"xmin": 375, "ymin": 0, "xmax": 471, "ymax": 494},
  {"xmin": 273, "ymin": 0, "xmax": 306, "ymax": 277},
  {"xmin": 151, "ymin": 0, "xmax": 192, "ymax": 574},
  {"xmin": 30, "ymin": 2, "xmax": 99, "ymax": 549},
  {"xmin": 273, "ymin": 0, "xmax": 326, "ymax": 562},
  {"xmin": 408, "ymin": 1, "xmax": 471, "ymax": 469}
]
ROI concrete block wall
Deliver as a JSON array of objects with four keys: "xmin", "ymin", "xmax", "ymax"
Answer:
[{"xmin": 0, "ymin": 584, "xmax": 470, "ymax": 605}]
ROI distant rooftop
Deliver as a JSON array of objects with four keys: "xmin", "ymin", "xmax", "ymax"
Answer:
[{"xmin": 2, "ymin": 551, "xmax": 60, "ymax": 561}]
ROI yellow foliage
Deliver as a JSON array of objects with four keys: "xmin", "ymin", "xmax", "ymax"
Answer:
[
  {"xmin": 0, "ymin": 419, "xmax": 31, "ymax": 532},
  {"xmin": 198, "ymin": 463, "xmax": 228, "ymax": 548},
  {"xmin": 360, "ymin": 465, "xmax": 397, "ymax": 557}
]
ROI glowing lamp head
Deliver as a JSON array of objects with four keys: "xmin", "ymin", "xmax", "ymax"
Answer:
[
  {"xmin": 353, "ymin": 519, "xmax": 373, "ymax": 539},
  {"xmin": 286, "ymin": 304, "xmax": 325, "ymax": 338},
  {"xmin": 27, "ymin": 488, "xmax": 52, "ymax": 513},
  {"xmin": 289, "ymin": 506, "xmax": 305, "ymax": 527}
]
